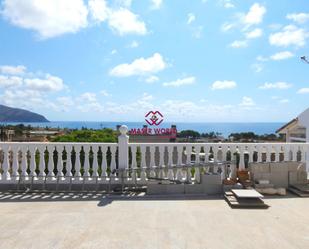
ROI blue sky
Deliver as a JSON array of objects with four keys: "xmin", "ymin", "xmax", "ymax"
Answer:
[{"xmin": 0, "ymin": 0, "xmax": 309, "ymax": 122}]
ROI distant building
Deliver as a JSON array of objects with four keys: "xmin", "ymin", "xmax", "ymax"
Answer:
[{"xmin": 277, "ymin": 108, "xmax": 309, "ymax": 142}]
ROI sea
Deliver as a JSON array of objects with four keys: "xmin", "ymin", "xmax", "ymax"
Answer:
[{"xmin": 0, "ymin": 121, "xmax": 284, "ymax": 138}]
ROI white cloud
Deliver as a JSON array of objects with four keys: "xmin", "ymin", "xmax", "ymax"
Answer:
[
  {"xmin": 211, "ymin": 80, "xmax": 237, "ymax": 90},
  {"xmin": 229, "ymin": 40, "xmax": 248, "ymax": 48},
  {"xmin": 297, "ymin": 88, "xmax": 309, "ymax": 94},
  {"xmin": 0, "ymin": 75, "xmax": 23, "ymax": 88},
  {"xmin": 1, "ymin": 0, "xmax": 148, "ymax": 39},
  {"xmin": 145, "ymin": 75, "xmax": 159, "ymax": 83},
  {"xmin": 24, "ymin": 75, "xmax": 64, "ymax": 92},
  {"xmin": 163, "ymin": 77, "xmax": 196, "ymax": 87},
  {"xmin": 100, "ymin": 90, "xmax": 111, "ymax": 97},
  {"xmin": 222, "ymin": 3, "xmax": 265, "ymax": 35},
  {"xmin": 256, "ymin": 56, "xmax": 268, "ymax": 62},
  {"xmin": 270, "ymin": 51, "xmax": 294, "ymax": 61},
  {"xmin": 259, "ymin": 82, "xmax": 292, "ymax": 90},
  {"xmin": 221, "ymin": 0, "xmax": 235, "ymax": 9},
  {"xmin": 221, "ymin": 22, "xmax": 234, "ymax": 32},
  {"xmin": 269, "ymin": 25, "xmax": 309, "ymax": 47},
  {"xmin": 108, "ymin": 8, "xmax": 147, "ymax": 35},
  {"xmin": 287, "ymin": 13, "xmax": 309, "ymax": 24},
  {"xmin": 128, "ymin": 40, "xmax": 139, "ymax": 48},
  {"xmin": 187, "ymin": 13, "xmax": 196, "ymax": 24},
  {"xmin": 151, "ymin": 0, "xmax": 163, "ymax": 9},
  {"xmin": 245, "ymin": 28, "xmax": 263, "ymax": 39},
  {"xmin": 88, "ymin": 0, "xmax": 109, "ymax": 22},
  {"xmin": 243, "ymin": 3, "xmax": 266, "ymax": 28},
  {"xmin": 239, "ymin": 96, "xmax": 255, "ymax": 107},
  {"xmin": 89, "ymin": 0, "xmax": 148, "ymax": 36},
  {"xmin": 110, "ymin": 53, "xmax": 167, "ymax": 77},
  {"xmin": 0, "ymin": 65, "xmax": 26, "ymax": 75},
  {"xmin": 1, "ymin": 0, "xmax": 88, "ymax": 39},
  {"xmin": 80, "ymin": 92, "xmax": 97, "ymax": 102}
]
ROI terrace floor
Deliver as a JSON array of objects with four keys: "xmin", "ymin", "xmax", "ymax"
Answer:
[{"xmin": 0, "ymin": 192, "xmax": 308, "ymax": 249}]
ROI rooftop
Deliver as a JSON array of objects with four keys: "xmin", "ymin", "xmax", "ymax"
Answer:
[{"xmin": 0, "ymin": 193, "xmax": 308, "ymax": 249}]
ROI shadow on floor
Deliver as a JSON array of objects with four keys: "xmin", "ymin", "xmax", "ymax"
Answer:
[
  {"xmin": 0, "ymin": 190, "xmax": 223, "ymax": 206},
  {"xmin": 0, "ymin": 190, "xmax": 304, "ymax": 207}
]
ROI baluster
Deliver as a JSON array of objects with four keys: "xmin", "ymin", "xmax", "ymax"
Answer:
[
  {"xmin": 247, "ymin": 145, "xmax": 254, "ymax": 163},
  {"xmin": 92, "ymin": 145, "xmax": 99, "ymax": 178},
  {"xmin": 284, "ymin": 144, "xmax": 290, "ymax": 161},
  {"xmin": 101, "ymin": 146, "xmax": 108, "ymax": 182},
  {"xmin": 56, "ymin": 145, "xmax": 64, "ymax": 178},
  {"xmin": 186, "ymin": 145, "xmax": 192, "ymax": 182},
  {"xmin": 204, "ymin": 145, "xmax": 210, "ymax": 163},
  {"xmin": 12, "ymin": 146, "xmax": 19, "ymax": 180},
  {"xmin": 29, "ymin": 146, "xmax": 37, "ymax": 178},
  {"xmin": 212, "ymin": 145, "xmax": 218, "ymax": 163},
  {"xmin": 149, "ymin": 146, "xmax": 156, "ymax": 178},
  {"xmin": 140, "ymin": 145, "xmax": 147, "ymax": 183},
  {"xmin": 257, "ymin": 145, "xmax": 263, "ymax": 163},
  {"xmin": 176, "ymin": 145, "xmax": 183, "ymax": 180},
  {"xmin": 274, "ymin": 145, "xmax": 280, "ymax": 162},
  {"xmin": 65, "ymin": 145, "xmax": 72, "ymax": 178},
  {"xmin": 212, "ymin": 145, "xmax": 219, "ymax": 173},
  {"xmin": 110, "ymin": 145, "xmax": 117, "ymax": 182},
  {"xmin": 74, "ymin": 145, "xmax": 82, "ymax": 179},
  {"xmin": 292, "ymin": 145, "xmax": 298, "ymax": 162},
  {"xmin": 221, "ymin": 145, "xmax": 228, "ymax": 179},
  {"xmin": 21, "ymin": 147, "xmax": 28, "ymax": 178},
  {"xmin": 83, "ymin": 145, "xmax": 90, "ymax": 178},
  {"xmin": 264, "ymin": 145, "xmax": 271, "ymax": 163},
  {"xmin": 301, "ymin": 145, "xmax": 306, "ymax": 163},
  {"xmin": 158, "ymin": 145, "xmax": 165, "ymax": 179},
  {"xmin": 2, "ymin": 145, "xmax": 10, "ymax": 180},
  {"xmin": 238, "ymin": 145, "xmax": 245, "ymax": 170},
  {"xmin": 194, "ymin": 145, "xmax": 201, "ymax": 182},
  {"xmin": 130, "ymin": 145, "xmax": 137, "ymax": 182},
  {"xmin": 167, "ymin": 145, "xmax": 174, "ymax": 180},
  {"xmin": 229, "ymin": 145, "xmax": 237, "ymax": 179},
  {"xmin": 38, "ymin": 146, "xmax": 46, "ymax": 179}
]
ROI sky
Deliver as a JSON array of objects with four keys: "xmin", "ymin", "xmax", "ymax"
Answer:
[{"xmin": 0, "ymin": 0, "xmax": 309, "ymax": 123}]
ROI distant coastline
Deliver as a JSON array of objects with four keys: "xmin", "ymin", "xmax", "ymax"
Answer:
[{"xmin": 0, "ymin": 121, "xmax": 284, "ymax": 137}]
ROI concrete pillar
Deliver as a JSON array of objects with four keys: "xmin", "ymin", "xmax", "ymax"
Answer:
[
  {"xmin": 118, "ymin": 125, "xmax": 129, "ymax": 170},
  {"xmin": 306, "ymin": 128, "xmax": 309, "ymax": 172}
]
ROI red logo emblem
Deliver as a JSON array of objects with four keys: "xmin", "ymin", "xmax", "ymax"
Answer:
[{"xmin": 145, "ymin": 111, "xmax": 163, "ymax": 126}]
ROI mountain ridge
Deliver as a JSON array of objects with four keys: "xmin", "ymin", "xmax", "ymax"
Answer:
[{"xmin": 0, "ymin": 104, "xmax": 49, "ymax": 122}]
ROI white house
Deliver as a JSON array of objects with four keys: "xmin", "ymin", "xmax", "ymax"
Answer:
[{"xmin": 277, "ymin": 108, "xmax": 309, "ymax": 142}]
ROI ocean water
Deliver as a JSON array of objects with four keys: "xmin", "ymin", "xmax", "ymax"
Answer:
[{"xmin": 0, "ymin": 121, "xmax": 284, "ymax": 138}]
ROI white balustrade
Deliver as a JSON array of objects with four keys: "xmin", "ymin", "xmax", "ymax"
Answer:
[{"xmin": 0, "ymin": 126, "xmax": 308, "ymax": 187}]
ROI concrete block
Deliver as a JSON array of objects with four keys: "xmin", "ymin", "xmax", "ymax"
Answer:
[
  {"xmin": 184, "ymin": 184, "xmax": 204, "ymax": 194},
  {"xmin": 287, "ymin": 162, "xmax": 305, "ymax": 172},
  {"xmin": 203, "ymin": 184, "xmax": 222, "ymax": 195},
  {"xmin": 289, "ymin": 171, "xmax": 298, "ymax": 185},
  {"xmin": 270, "ymin": 171, "xmax": 289, "ymax": 188},
  {"xmin": 254, "ymin": 172, "xmax": 271, "ymax": 182},
  {"xmin": 201, "ymin": 174, "xmax": 221, "ymax": 185},
  {"xmin": 270, "ymin": 162, "xmax": 288, "ymax": 173},
  {"xmin": 250, "ymin": 163, "xmax": 270, "ymax": 174},
  {"xmin": 147, "ymin": 184, "xmax": 185, "ymax": 195}
]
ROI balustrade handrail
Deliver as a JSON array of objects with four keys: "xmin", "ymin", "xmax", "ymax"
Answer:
[{"xmin": 0, "ymin": 125, "xmax": 308, "ymax": 187}]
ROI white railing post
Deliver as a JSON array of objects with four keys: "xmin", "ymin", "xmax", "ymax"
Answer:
[
  {"xmin": 306, "ymin": 143, "xmax": 309, "ymax": 173},
  {"xmin": 118, "ymin": 125, "xmax": 129, "ymax": 170}
]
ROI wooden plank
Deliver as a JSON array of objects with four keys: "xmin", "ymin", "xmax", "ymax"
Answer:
[{"xmin": 232, "ymin": 189, "xmax": 264, "ymax": 199}]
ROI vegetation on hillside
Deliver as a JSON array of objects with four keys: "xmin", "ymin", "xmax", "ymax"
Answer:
[{"xmin": 52, "ymin": 128, "xmax": 118, "ymax": 142}]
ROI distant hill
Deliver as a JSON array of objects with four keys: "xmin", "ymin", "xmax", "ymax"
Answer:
[{"xmin": 0, "ymin": 105, "xmax": 49, "ymax": 122}]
